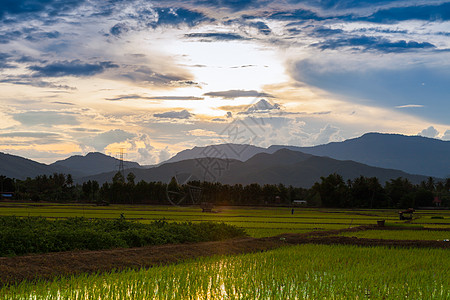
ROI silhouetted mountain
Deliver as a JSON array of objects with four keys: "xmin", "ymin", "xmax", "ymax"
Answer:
[
  {"xmin": 0, "ymin": 152, "xmax": 70, "ymax": 180},
  {"xmin": 164, "ymin": 144, "xmax": 268, "ymax": 164},
  {"xmin": 51, "ymin": 152, "xmax": 141, "ymax": 177},
  {"xmin": 162, "ymin": 133, "xmax": 449, "ymax": 178},
  {"xmin": 77, "ymin": 158, "xmax": 244, "ymax": 185},
  {"xmin": 268, "ymin": 133, "xmax": 450, "ymax": 178},
  {"xmin": 81, "ymin": 149, "xmax": 431, "ymax": 187}
]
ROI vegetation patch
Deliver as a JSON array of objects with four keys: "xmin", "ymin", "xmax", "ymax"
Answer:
[
  {"xmin": 0, "ymin": 216, "xmax": 246, "ymax": 257},
  {"xmin": 339, "ymin": 230, "xmax": 450, "ymax": 241},
  {"xmin": 2, "ymin": 244, "xmax": 448, "ymax": 299}
]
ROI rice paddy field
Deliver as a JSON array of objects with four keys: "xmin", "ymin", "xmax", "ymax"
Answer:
[
  {"xmin": 0, "ymin": 202, "xmax": 449, "ymax": 299},
  {"xmin": 1, "ymin": 244, "xmax": 449, "ymax": 299},
  {"xmin": 1, "ymin": 202, "xmax": 449, "ymax": 238}
]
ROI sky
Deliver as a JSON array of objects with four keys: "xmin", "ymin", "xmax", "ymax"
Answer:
[{"xmin": 0, "ymin": 0, "xmax": 449, "ymax": 165}]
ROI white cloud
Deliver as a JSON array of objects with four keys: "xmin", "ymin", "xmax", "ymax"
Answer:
[
  {"xmin": 442, "ymin": 130, "xmax": 450, "ymax": 141},
  {"xmin": 419, "ymin": 126, "xmax": 439, "ymax": 138},
  {"xmin": 315, "ymin": 124, "xmax": 342, "ymax": 145},
  {"xmin": 395, "ymin": 104, "xmax": 424, "ymax": 108},
  {"xmin": 188, "ymin": 129, "xmax": 218, "ymax": 137},
  {"xmin": 82, "ymin": 129, "xmax": 136, "ymax": 151},
  {"xmin": 159, "ymin": 147, "xmax": 171, "ymax": 163},
  {"xmin": 246, "ymin": 99, "xmax": 280, "ymax": 112}
]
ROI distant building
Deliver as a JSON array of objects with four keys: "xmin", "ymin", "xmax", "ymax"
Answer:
[
  {"xmin": 293, "ymin": 200, "xmax": 307, "ymax": 206},
  {"xmin": 433, "ymin": 196, "xmax": 442, "ymax": 207},
  {"xmin": 0, "ymin": 192, "xmax": 14, "ymax": 200}
]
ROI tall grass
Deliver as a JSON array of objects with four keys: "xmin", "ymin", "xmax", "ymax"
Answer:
[{"xmin": 2, "ymin": 244, "xmax": 448, "ymax": 299}]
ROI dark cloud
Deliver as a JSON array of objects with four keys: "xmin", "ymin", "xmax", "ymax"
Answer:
[
  {"xmin": 106, "ymin": 94, "xmax": 203, "ymax": 101},
  {"xmin": 0, "ymin": 53, "xmax": 15, "ymax": 69},
  {"xmin": 109, "ymin": 23, "xmax": 128, "ymax": 37},
  {"xmin": 194, "ymin": 0, "xmax": 267, "ymax": 11},
  {"xmin": 120, "ymin": 66, "xmax": 196, "ymax": 86},
  {"xmin": 28, "ymin": 60, "xmax": 119, "ymax": 77},
  {"xmin": 0, "ymin": 0, "xmax": 85, "ymax": 20},
  {"xmin": 0, "ymin": 78, "xmax": 75, "ymax": 89},
  {"xmin": 230, "ymin": 64, "xmax": 256, "ymax": 69},
  {"xmin": 311, "ymin": 26, "xmax": 343, "ymax": 37},
  {"xmin": 25, "ymin": 30, "xmax": 60, "ymax": 41},
  {"xmin": 313, "ymin": 35, "xmax": 435, "ymax": 53},
  {"xmin": 72, "ymin": 128, "xmax": 102, "ymax": 132},
  {"xmin": 52, "ymin": 101, "xmax": 75, "ymax": 105},
  {"xmin": 151, "ymin": 7, "xmax": 213, "ymax": 28},
  {"xmin": 184, "ymin": 32, "xmax": 248, "ymax": 41},
  {"xmin": 268, "ymin": 9, "xmax": 324, "ymax": 21},
  {"xmin": 12, "ymin": 111, "xmax": 80, "ymax": 126},
  {"xmin": 0, "ymin": 131, "xmax": 62, "ymax": 138},
  {"xmin": 0, "ymin": 30, "xmax": 22, "ymax": 43},
  {"xmin": 204, "ymin": 90, "xmax": 274, "ymax": 98},
  {"xmin": 248, "ymin": 21, "xmax": 271, "ymax": 35},
  {"xmin": 153, "ymin": 110, "xmax": 193, "ymax": 119},
  {"xmin": 365, "ymin": 3, "xmax": 450, "ymax": 23}
]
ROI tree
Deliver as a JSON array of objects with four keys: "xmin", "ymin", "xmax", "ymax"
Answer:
[
  {"xmin": 414, "ymin": 189, "xmax": 433, "ymax": 207},
  {"xmin": 312, "ymin": 173, "xmax": 350, "ymax": 207},
  {"xmin": 349, "ymin": 176, "xmax": 386, "ymax": 208},
  {"xmin": 385, "ymin": 177, "xmax": 415, "ymax": 208},
  {"xmin": 127, "ymin": 172, "xmax": 136, "ymax": 186}
]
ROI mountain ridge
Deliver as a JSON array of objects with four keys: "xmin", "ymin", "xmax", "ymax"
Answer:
[{"xmin": 78, "ymin": 148, "xmax": 432, "ymax": 187}]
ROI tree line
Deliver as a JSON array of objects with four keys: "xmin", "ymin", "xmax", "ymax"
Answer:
[{"xmin": 1, "ymin": 172, "xmax": 449, "ymax": 208}]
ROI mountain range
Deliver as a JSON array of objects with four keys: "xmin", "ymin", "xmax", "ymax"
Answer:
[
  {"xmin": 79, "ymin": 148, "xmax": 430, "ymax": 187},
  {"xmin": 166, "ymin": 133, "xmax": 450, "ymax": 178},
  {"xmin": 0, "ymin": 133, "xmax": 448, "ymax": 186},
  {"xmin": 0, "ymin": 152, "xmax": 140, "ymax": 180}
]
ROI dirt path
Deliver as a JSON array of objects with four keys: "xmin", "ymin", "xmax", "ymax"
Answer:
[{"xmin": 1, "ymin": 226, "xmax": 449, "ymax": 287}]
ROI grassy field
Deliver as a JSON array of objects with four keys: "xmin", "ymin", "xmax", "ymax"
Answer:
[
  {"xmin": 339, "ymin": 230, "xmax": 450, "ymax": 241},
  {"xmin": 2, "ymin": 244, "xmax": 448, "ymax": 299},
  {"xmin": 0, "ymin": 202, "xmax": 449, "ymax": 238},
  {"xmin": 1, "ymin": 202, "xmax": 449, "ymax": 299}
]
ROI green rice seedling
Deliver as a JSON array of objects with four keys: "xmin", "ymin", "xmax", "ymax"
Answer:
[
  {"xmin": 1, "ymin": 244, "xmax": 448, "ymax": 299},
  {"xmin": 339, "ymin": 229, "xmax": 450, "ymax": 241}
]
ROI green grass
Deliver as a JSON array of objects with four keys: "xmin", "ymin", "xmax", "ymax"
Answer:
[
  {"xmin": 1, "ymin": 203, "xmax": 449, "ymax": 237},
  {"xmin": 339, "ymin": 230, "xmax": 450, "ymax": 241},
  {"xmin": 2, "ymin": 244, "xmax": 448, "ymax": 299}
]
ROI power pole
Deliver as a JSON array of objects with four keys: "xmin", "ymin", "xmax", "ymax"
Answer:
[{"xmin": 118, "ymin": 148, "xmax": 125, "ymax": 178}]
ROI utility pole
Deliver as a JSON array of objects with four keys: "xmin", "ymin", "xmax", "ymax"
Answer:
[{"xmin": 118, "ymin": 148, "xmax": 125, "ymax": 178}]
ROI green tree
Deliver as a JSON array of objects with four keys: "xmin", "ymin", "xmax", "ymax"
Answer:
[{"xmin": 312, "ymin": 173, "xmax": 350, "ymax": 207}]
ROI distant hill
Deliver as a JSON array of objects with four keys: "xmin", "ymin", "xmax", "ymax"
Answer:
[
  {"xmin": 80, "ymin": 149, "xmax": 431, "ymax": 187},
  {"xmin": 268, "ymin": 133, "xmax": 450, "ymax": 178},
  {"xmin": 0, "ymin": 152, "xmax": 70, "ymax": 180},
  {"xmin": 0, "ymin": 152, "xmax": 141, "ymax": 180},
  {"xmin": 163, "ymin": 144, "xmax": 268, "ymax": 164},
  {"xmin": 51, "ymin": 152, "xmax": 141, "ymax": 177},
  {"xmin": 162, "ymin": 133, "xmax": 449, "ymax": 178}
]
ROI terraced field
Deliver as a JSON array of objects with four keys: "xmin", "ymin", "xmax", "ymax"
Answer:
[{"xmin": 0, "ymin": 202, "xmax": 449, "ymax": 299}]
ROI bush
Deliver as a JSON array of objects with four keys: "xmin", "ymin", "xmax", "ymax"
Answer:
[{"xmin": 0, "ymin": 216, "xmax": 246, "ymax": 257}]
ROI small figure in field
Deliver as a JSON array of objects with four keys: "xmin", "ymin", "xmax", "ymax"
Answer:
[{"xmin": 291, "ymin": 208, "xmax": 294, "ymax": 215}]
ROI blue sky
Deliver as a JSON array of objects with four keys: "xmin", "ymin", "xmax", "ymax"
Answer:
[{"xmin": 0, "ymin": 0, "xmax": 449, "ymax": 164}]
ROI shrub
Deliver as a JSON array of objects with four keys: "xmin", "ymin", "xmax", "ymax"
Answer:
[{"xmin": 0, "ymin": 216, "xmax": 246, "ymax": 256}]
